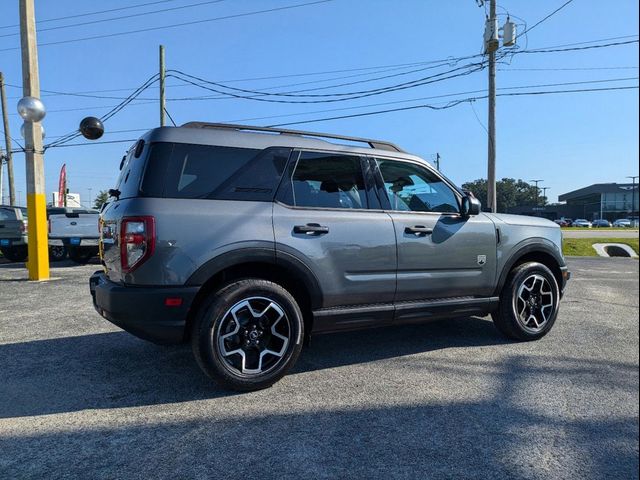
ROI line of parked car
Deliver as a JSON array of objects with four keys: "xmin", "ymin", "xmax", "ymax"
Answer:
[
  {"xmin": 0, "ymin": 205, "xmax": 100, "ymax": 263},
  {"xmin": 553, "ymin": 218, "xmax": 638, "ymax": 228}
]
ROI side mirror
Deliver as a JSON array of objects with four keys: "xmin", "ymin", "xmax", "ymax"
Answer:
[{"xmin": 461, "ymin": 196, "xmax": 482, "ymax": 216}]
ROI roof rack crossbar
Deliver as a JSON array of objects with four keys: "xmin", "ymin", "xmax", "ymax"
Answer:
[{"xmin": 180, "ymin": 122, "xmax": 404, "ymax": 153}]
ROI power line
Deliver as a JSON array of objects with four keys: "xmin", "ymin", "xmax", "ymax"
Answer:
[
  {"xmin": 0, "ymin": 0, "xmax": 180, "ymax": 29},
  {"xmin": 521, "ymin": 39, "xmax": 639, "ymax": 54},
  {"xmin": 517, "ymin": 0, "xmax": 575, "ymax": 39},
  {"xmin": 501, "ymin": 66, "xmax": 639, "ymax": 72},
  {"xmin": 36, "ymin": 83, "xmax": 640, "ymax": 146},
  {"xmin": 0, "ymin": 0, "xmax": 336, "ymax": 52},
  {"xmin": 267, "ymin": 85, "xmax": 638, "ymax": 127},
  {"xmin": 0, "ymin": 0, "xmax": 227, "ymax": 39},
  {"xmin": 166, "ymin": 60, "xmax": 491, "ymax": 104}
]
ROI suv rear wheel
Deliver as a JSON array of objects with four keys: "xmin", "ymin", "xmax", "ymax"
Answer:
[
  {"xmin": 0, "ymin": 246, "xmax": 28, "ymax": 263},
  {"xmin": 492, "ymin": 261, "xmax": 560, "ymax": 341},
  {"xmin": 192, "ymin": 279, "xmax": 304, "ymax": 391}
]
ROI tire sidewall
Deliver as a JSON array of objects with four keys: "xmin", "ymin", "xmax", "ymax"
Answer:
[
  {"xmin": 194, "ymin": 279, "xmax": 304, "ymax": 390},
  {"xmin": 504, "ymin": 262, "xmax": 560, "ymax": 340}
]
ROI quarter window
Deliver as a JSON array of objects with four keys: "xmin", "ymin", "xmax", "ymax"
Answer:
[
  {"xmin": 377, "ymin": 159, "xmax": 460, "ymax": 213},
  {"xmin": 285, "ymin": 152, "xmax": 368, "ymax": 209}
]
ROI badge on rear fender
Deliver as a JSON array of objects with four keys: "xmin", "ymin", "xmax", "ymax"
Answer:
[{"xmin": 477, "ymin": 255, "xmax": 487, "ymax": 266}]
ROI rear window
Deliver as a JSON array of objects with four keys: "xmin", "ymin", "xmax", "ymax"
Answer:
[
  {"xmin": 115, "ymin": 143, "xmax": 147, "ymax": 199},
  {"xmin": 0, "ymin": 208, "xmax": 17, "ymax": 221},
  {"xmin": 140, "ymin": 143, "xmax": 290, "ymax": 201}
]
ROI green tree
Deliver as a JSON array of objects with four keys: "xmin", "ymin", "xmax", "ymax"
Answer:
[
  {"xmin": 461, "ymin": 178, "xmax": 547, "ymax": 213},
  {"xmin": 93, "ymin": 190, "xmax": 109, "ymax": 210}
]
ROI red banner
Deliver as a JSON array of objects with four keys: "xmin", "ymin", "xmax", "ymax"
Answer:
[{"xmin": 58, "ymin": 164, "xmax": 66, "ymax": 207}]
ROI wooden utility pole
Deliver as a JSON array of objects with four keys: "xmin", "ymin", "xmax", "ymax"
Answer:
[
  {"xmin": 435, "ymin": 152, "xmax": 441, "ymax": 171},
  {"xmin": 486, "ymin": 0, "xmax": 497, "ymax": 213},
  {"xmin": 19, "ymin": 0, "xmax": 49, "ymax": 280},
  {"xmin": 159, "ymin": 45, "xmax": 166, "ymax": 127},
  {"xmin": 0, "ymin": 72, "xmax": 16, "ymax": 205}
]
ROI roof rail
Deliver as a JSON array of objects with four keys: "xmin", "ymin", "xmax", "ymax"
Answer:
[{"xmin": 180, "ymin": 122, "xmax": 405, "ymax": 153}]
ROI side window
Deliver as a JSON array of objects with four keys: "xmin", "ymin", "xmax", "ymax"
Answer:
[
  {"xmin": 377, "ymin": 159, "xmax": 460, "ymax": 213},
  {"xmin": 140, "ymin": 143, "xmax": 290, "ymax": 201},
  {"xmin": 285, "ymin": 152, "xmax": 368, "ymax": 209}
]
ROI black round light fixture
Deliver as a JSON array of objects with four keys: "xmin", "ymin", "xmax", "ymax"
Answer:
[{"xmin": 79, "ymin": 116, "xmax": 104, "ymax": 140}]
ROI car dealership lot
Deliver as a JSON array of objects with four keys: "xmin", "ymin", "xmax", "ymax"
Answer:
[{"xmin": 0, "ymin": 258, "xmax": 638, "ymax": 479}]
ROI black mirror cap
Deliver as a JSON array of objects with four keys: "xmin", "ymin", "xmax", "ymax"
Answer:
[{"xmin": 462, "ymin": 196, "xmax": 482, "ymax": 216}]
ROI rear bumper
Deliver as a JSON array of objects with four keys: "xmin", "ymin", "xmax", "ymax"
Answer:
[
  {"xmin": 89, "ymin": 271, "xmax": 199, "ymax": 345},
  {"xmin": 50, "ymin": 237, "xmax": 99, "ymax": 247},
  {"xmin": 0, "ymin": 237, "xmax": 27, "ymax": 247}
]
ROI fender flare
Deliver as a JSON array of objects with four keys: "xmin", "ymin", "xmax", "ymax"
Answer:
[
  {"xmin": 185, "ymin": 247, "xmax": 323, "ymax": 308},
  {"xmin": 494, "ymin": 239, "xmax": 565, "ymax": 296}
]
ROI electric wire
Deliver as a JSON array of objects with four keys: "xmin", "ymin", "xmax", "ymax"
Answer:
[
  {"xmin": 0, "ymin": 1, "xmax": 227, "ymax": 38},
  {"xmin": 0, "ymin": 0, "xmax": 180, "ymax": 29},
  {"xmin": 0, "ymin": 0, "xmax": 335, "ymax": 52}
]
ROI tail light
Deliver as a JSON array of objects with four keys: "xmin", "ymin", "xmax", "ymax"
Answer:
[{"xmin": 120, "ymin": 216, "xmax": 155, "ymax": 272}]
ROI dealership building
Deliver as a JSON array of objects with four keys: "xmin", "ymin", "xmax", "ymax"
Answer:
[{"xmin": 508, "ymin": 182, "xmax": 639, "ymax": 221}]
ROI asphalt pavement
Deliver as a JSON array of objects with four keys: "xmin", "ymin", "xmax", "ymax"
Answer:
[{"xmin": 0, "ymin": 258, "xmax": 638, "ymax": 479}]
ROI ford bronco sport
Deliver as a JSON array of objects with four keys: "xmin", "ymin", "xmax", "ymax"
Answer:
[{"xmin": 90, "ymin": 123, "xmax": 570, "ymax": 391}]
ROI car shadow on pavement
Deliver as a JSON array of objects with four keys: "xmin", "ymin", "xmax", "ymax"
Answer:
[
  {"xmin": 1, "ymin": 349, "xmax": 637, "ymax": 479},
  {"xmin": 0, "ymin": 317, "xmax": 508, "ymax": 419}
]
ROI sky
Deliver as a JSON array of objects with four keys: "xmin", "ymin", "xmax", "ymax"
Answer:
[{"xmin": 0, "ymin": 0, "xmax": 638, "ymax": 207}]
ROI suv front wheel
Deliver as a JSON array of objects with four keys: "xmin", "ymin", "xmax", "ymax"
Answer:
[
  {"xmin": 192, "ymin": 279, "xmax": 304, "ymax": 391},
  {"xmin": 492, "ymin": 262, "xmax": 560, "ymax": 341}
]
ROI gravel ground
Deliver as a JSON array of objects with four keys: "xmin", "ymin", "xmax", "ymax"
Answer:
[{"xmin": 0, "ymin": 258, "xmax": 638, "ymax": 479}]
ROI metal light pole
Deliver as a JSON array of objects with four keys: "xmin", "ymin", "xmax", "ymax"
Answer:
[
  {"xmin": 541, "ymin": 187, "xmax": 549, "ymax": 206},
  {"xmin": 530, "ymin": 179, "xmax": 543, "ymax": 208},
  {"xmin": 19, "ymin": 0, "xmax": 49, "ymax": 280}
]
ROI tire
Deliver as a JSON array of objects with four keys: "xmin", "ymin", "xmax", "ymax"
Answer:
[
  {"xmin": 0, "ymin": 245, "xmax": 28, "ymax": 263},
  {"xmin": 68, "ymin": 246, "xmax": 97, "ymax": 264},
  {"xmin": 492, "ymin": 261, "xmax": 560, "ymax": 341},
  {"xmin": 49, "ymin": 245, "xmax": 67, "ymax": 262},
  {"xmin": 192, "ymin": 279, "xmax": 304, "ymax": 391}
]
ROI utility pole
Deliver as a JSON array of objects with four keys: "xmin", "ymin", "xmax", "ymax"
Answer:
[
  {"xmin": 486, "ymin": 0, "xmax": 497, "ymax": 213},
  {"xmin": 0, "ymin": 72, "xmax": 16, "ymax": 205},
  {"xmin": 0, "ymin": 147, "xmax": 4, "ymax": 203},
  {"xmin": 435, "ymin": 152, "xmax": 441, "ymax": 171},
  {"xmin": 19, "ymin": 0, "xmax": 49, "ymax": 280},
  {"xmin": 159, "ymin": 45, "xmax": 166, "ymax": 127},
  {"xmin": 530, "ymin": 179, "xmax": 543, "ymax": 208}
]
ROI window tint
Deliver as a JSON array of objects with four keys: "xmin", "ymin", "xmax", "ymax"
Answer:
[
  {"xmin": 0, "ymin": 208, "xmax": 16, "ymax": 221},
  {"xmin": 285, "ymin": 152, "xmax": 367, "ymax": 209},
  {"xmin": 141, "ymin": 143, "xmax": 289, "ymax": 201},
  {"xmin": 115, "ymin": 147, "xmax": 146, "ymax": 199},
  {"xmin": 377, "ymin": 159, "xmax": 459, "ymax": 213}
]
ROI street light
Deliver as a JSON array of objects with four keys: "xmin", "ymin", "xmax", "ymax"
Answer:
[{"xmin": 530, "ymin": 179, "xmax": 544, "ymax": 210}]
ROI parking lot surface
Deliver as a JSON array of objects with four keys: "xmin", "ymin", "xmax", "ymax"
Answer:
[{"xmin": 0, "ymin": 258, "xmax": 638, "ymax": 479}]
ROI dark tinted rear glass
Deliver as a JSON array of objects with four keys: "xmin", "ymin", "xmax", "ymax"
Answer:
[
  {"xmin": 0, "ymin": 207, "xmax": 17, "ymax": 221},
  {"xmin": 115, "ymin": 144, "xmax": 147, "ymax": 199},
  {"xmin": 141, "ymin": 143, "xmax": 290, "ymax": 201}
]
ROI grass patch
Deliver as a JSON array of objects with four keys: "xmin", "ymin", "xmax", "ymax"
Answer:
[{"xmin": 563, "ymin": 237, "xmax": 640, "ymax": 256}]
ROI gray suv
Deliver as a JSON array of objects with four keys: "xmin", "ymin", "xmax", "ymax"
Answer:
[{"xmin": 90, "ymin": 123, "xmax": 570, "ymax": 391}]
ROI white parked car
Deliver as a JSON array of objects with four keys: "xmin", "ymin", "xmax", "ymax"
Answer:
[
  {"xmin": 572, "ymin": 219, "xmax": 592, "ymax": 228},
  {"xmin": 613, "ymin": 218, "xmax": 632, "ymax": 228}
]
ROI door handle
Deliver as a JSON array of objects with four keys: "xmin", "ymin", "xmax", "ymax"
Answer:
[
  {"xmin": 405, "ymin": 225, "xmax": 433, "ymax": 236},
  {"xmin": 293, "ymin": 223, "xmax": 330, "ymax": 235}
]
